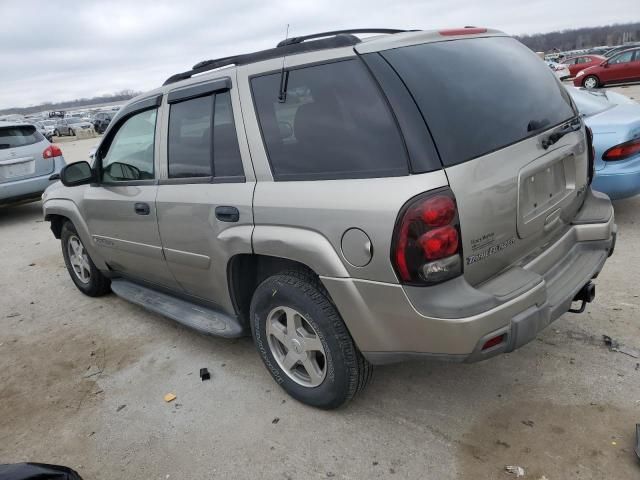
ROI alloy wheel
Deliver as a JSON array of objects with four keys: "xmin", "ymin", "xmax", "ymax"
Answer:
[
  {"xmin": 266, "ymin": 306, "xmax": 327, "ymax": 387},
  {"xmin": 67, "ymin": 235, "xmax": 91, "ymax": 284}
]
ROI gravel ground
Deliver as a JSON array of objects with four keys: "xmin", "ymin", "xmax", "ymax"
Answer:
[{"xmin": 1, "ymin": 84, "xmax": 640, "ymax": 479}]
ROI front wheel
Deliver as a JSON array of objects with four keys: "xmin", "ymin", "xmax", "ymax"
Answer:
[
  {"xmin": 69, "ymin": 128, "xmax": 75, "ymax": 136},
  {"xmin": 61, "ymin": 222, "xmax": 111, "ymax": 296},
  {"xmin": 583, "ymin": 75, "xmax": 599, "ymax": 89},
  {"xmin": 53, "ymin": 129, "xmax": 60, "ymax": 137},
  {"xmin": 250, "ymin": 270, "xmax": 372, "ymax": 409}
]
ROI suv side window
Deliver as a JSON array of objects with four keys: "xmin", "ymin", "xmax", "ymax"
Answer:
[
  {"xmin": 251, "ymin": 59, "xmax": 408, "ymax": 181},
  {"xmin": 168, "ymin": 95, "xmax": 214, "ymax": 178},
  {"xmin": 167, "ymin": 91, "xmax": 244, "ymax": 179},
  {"xmin": 101, "ymin": 108, "xmax": 157, "ymax": 182}
]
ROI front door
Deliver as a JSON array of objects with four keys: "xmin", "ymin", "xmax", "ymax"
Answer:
[
  {"xmin": 84, "ymin": 102, "xmax": 179, "ymax": 289},
  {"xmin": 603, "ymin": 50, "xmax": 636, "ymax": 83},
  {"xmin": 156, "ymin": 80, "xmax": 254, "ymax": 310}
]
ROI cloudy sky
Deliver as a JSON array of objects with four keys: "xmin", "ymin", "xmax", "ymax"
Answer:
[{"xmin": 0, "ymin": 0, "xmax": 637, "ymax": 109}]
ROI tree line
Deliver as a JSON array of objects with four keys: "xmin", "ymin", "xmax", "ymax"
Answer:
[
  {"xmin": 0, "ymin": 89, "xmax": 142, "ymax": 116},
  {"xmin": 517, "ymin": 22, "xmax": 640, "ymax": 53}
]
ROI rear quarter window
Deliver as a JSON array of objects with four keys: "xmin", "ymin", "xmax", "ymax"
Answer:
[
  {"xmin": 0, "ymin": 125, "xmax": 44, "ymax": 149},
  {"xmin": 251, "ymin": 59, "xmax": 409, "ymax": 181},
  {"xmin": 382, "ymin": 36, "xmax": 577, "ymax": 167}
]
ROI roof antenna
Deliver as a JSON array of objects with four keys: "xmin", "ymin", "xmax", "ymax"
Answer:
[{"xmin": 278, "ymin": 24, "xmax": 290, "ymax": 103}]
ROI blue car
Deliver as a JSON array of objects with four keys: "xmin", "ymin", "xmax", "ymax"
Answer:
[
  {"xmin": 0, "ymin": 122, "xmax": 65, "ymax": 206},
  {"xmin": 567, "ymin": 87, "xmax": 640, "ymax": 200}
]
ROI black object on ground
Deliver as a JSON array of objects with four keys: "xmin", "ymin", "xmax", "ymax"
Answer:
[
  {"xmin": 199, "ymin": 368, "xmax": 210, "ymax": 381},
  {"xmin": 0, "ymin": 463, "xmax": 83, "ymax": 480},
  {"xmin": 635, "ymin": 424, "xmax": 640, "ymax": 461},
  {"xmin": 603, "ymin": 335, "xmax": 640, "ymax": 358}
]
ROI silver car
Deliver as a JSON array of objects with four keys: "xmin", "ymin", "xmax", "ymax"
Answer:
[
  {"xmin": 1, "ymin": 122, "xmax": 65, "ymax": 206},
  {"xmin": 43, "ymin": 28, "xmax": 616, "ymax": 408},
  {"xmin": 53, "ymin": 118, "xmax": 93, "ymax": 137}
]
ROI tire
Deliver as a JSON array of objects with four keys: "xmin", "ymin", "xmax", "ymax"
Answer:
[
  {"xmin": 61, "ymin": 221, "xmax": 111, "ymax": 297},
  {"xmin": 583, "ymin": 75, "xmax": 599, "ymax": 89},
  {"xmin": 250, "ymin": 270, "xmax": 372, "ymax": 409},
  {"xmin": 53, "ymin": 129, "xmax": 60, "ymax": 137},
  {"xmin": 69, "ymin": 128, "xmax": 75, "ymax": 136}
]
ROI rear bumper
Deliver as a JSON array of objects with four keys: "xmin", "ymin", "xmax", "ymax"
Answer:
[
  {"xmin": 0, "ymin": 156, "xmax": 64, "ymax": 205},
  {"xmin": 322, "ymin": 190, "xmax": 616, "ymax": 365}
]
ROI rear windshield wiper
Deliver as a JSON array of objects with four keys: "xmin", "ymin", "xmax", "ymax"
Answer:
[{"xmin": 540, "ymin": 117, "xmax": 581, "ymax": 150}]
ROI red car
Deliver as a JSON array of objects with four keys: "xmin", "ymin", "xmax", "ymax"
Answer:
[
  {"xmin": 573, "ymin": 47, "xmax": 640, "ymax": 89},
  {"xmin": 561, "ymin": 54, "xmax": 605, "ymax": 77}
]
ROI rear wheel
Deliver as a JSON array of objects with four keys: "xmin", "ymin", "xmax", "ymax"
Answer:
[
  {"xmin": 583, "ymin": 75, "xmax": 599, "ymax": 89},
  {"xmin": 250, "ymin": 270, "xmax": 372, "ymax": 409},
  {"xmin": 61, "ymin": 222, "xmax": 110, "ymax": 296}
]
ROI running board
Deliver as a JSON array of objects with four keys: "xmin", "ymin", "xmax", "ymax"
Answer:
[{"xmin": 110, "ymin": 279, "xmax": 246, "ymax": 338}]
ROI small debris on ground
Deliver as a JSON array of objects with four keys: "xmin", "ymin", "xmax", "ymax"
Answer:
[
  {"xmin": 6, "ymin": 313, "xmax": 20, "ymax": 318},
  {"xmin": 272, "ymin": 417, "xmax": 280, "ymax": 424},
  {"xmin": 505, "ymin": 465, "xmax": 525, "ymax": 477},
  {"xmin": 326, "ymin": 473, "xmax": 335, "ymax": 478},
  {"xmin": 603, "ymin": 335, "xmax": 640, "ymax": 358},
  {"xmin": 164, "ymin": 393, "xmax": 177, "ymax": 403},
  {"xmin": 522, "ymin": 420, "xmax": 535, "ymax": 427},
  {"xmin": 116, "ymin": 404, "xmax": 126, "ymax": 412},
  {"xmin": 199, "ymin": 368, "xmax": 210, "ymax": 381},
  {"xmin": 28, "ymin": 263, "xmax": 36, "ymax": 267}
]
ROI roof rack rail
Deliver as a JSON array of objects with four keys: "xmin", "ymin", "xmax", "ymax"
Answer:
[
  {"xmin": 277, "ymin": 28, "xmax": 409, "ymax": 47},
  {"xmin": 163, "ymin": 28, "xmax": 411, "ymax": 86}
]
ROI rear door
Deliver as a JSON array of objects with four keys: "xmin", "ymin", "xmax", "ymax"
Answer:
[
  {"xmin": 156, "ymin": 76, "xmax": 254, "ymax": 307},
  {"xmin": 382, "ymin": 35, "xmax": 588, "ymax": 285},
  {"xmin": 84, "ymin": 96, "xmax": 179, "ymax": 288},
  {"xmin": 0, "ymin": 125, "xmax": 53, "ymax": 184}
]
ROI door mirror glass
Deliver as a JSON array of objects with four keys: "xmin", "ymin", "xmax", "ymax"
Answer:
[
  {"xmin": 60, "ymin": 161, "xmax": 95, "ymax": 186},
  {"xmin": 103, "ymin": 161, "xmax": 142, "ymax": 181}
]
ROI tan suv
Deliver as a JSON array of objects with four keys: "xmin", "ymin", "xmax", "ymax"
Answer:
[{"xmin": 43, "ymin": 28, "xmax": 616, "ymax": 408}]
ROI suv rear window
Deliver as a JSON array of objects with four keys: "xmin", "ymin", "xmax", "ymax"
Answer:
[
  {"xmin": 382, "ymin": 36, "xmax": 577, "ymax": 167},
  {"xmin": 0, "ymin": 125, "xmax": 44, "ymax": 149},
  {"xmin": 251, "ymin": 59, "xmax": 408, "ymax": 181}
]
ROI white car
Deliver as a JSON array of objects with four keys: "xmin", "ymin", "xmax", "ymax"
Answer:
[{"xmin": 546, "ymin": 61, "xmax": 570, "ymax": 80}]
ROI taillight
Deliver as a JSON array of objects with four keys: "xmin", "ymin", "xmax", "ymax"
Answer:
[
  {"xmin": 602, "ymin": 138, "xmax": 640, "ymax": 162},
  {"xmin": 585, "ymin": 126, "xmax": 595, "ymax": 184},
  {"xmin": 43, "ymin": 144, "xmax": 63, "ymax": 159},
  {"xmin": 391, "ymin": 189, "xmax": 462, "ymax": 285}
]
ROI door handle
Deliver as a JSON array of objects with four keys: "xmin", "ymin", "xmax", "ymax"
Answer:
[
  {"xmin": 134, "ymin": 202, "xmax": 150, "ymax": 215},
  {"xmin": 215, "ymin": 206, "xmax": 239, "ymax": 222}
]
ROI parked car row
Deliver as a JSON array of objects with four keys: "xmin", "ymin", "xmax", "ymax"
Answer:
[{"xmin": 572, "ymin": 47, "xmax": 640, "ymax": 88}]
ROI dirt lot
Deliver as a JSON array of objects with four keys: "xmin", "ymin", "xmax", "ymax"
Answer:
[{"xmin": 2, "ymin": 85, "xmax": 640, "ymax": 479}]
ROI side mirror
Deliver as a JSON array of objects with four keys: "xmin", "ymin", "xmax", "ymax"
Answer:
[
  {"xmin": 602, "ymin": 61, "xmax": 609, "ymax": 68},
  {"xmin": 60, "ymin": 161, "xmax": 95, "ymax": 187}
]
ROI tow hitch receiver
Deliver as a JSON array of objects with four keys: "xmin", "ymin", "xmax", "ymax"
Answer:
[{"xmin": 569, "ymin": 282, "xmax": 596, "ymax": 314}]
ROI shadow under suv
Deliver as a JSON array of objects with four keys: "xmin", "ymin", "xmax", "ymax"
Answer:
[{"xmin": 43, "ymin": 27, "xmax": 616, "ymax": 409}]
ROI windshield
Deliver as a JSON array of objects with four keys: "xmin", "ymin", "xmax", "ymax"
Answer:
[
  {"xmin": 382, "ymin": 36, "xmax": 577, "ymax": 166},
  {"xmin": 67, "ymin": 118, "xmax": 84, "ymax": 124},
  {"xmin": 565, "ymin": 87, "xmax": 613, "ymax": 117}
]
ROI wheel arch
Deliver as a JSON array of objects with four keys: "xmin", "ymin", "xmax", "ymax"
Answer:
[
  {"xmin": 227, "ymin": 254, "xmax": 334, "ymax": 328},
  {"xmin": 43, "ymin": 199, "xmax": 108, "ymax": 270}
]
